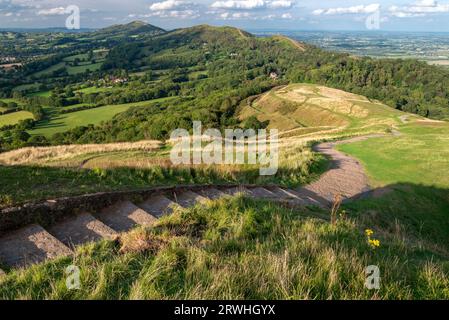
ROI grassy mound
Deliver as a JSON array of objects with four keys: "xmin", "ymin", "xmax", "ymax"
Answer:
[{"xmin": 239, "ymin": 83, "xmax": 414, "ymax": 136}]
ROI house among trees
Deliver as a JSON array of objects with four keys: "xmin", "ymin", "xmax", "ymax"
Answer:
[{"xmin": 109, "ymin": 76, "xmax": 128, "ymax": 84}]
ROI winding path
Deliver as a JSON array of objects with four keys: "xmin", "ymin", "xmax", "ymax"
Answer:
[{"xmin": 295, "ymin": 135, "xmax": 385, "ymax": 205}]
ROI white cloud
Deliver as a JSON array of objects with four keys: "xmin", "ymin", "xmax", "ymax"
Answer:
[
  {"xmin": 389, "ymin": 0, "xmax": 449, "ymax": 18},
  {"xmin": 414, "ymin": 0, "xmax": 437, "ymax": 6},
  {"xmin": 268, "ymin": 0, "xmax": 294, "ymax": 9},
  {"xmin": 313, "ymin": 4, "xmax": 380, "ymax": 15},
  {"xmin": 211, "ymin": 0, "xmax": 294, "ymax": 10},
  {"xmin": 211, "ymin": 0, "xmax": 266, "ymax": 10},
  {"xmin": 281, "ymin": 12, "xmax": 292, "ymax": 19},
  {"xmin": 150, "ymin": 0, "xmax": 189, "ymax": 11},
  {"xmin": 37, "ymin": 7, "xmax": 67, "ymax": 16},
  {"xmin": 148, "ymin": 0, "xmax": 199, "ymax": 19},
  {"xmin": 219, "ymin": 11, "xmax": 253, "ymax": 19},
  {"xmin": 167, "ymin": 9, "xmax": 200, "ymax": 18}
]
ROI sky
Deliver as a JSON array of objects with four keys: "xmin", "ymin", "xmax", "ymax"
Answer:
[{"xmin": 1, "ymin": 0, "xmax": 449, "ymax": 31}]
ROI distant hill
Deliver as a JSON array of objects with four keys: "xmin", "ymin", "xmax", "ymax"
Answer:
[{"xmin": 92, "ymin": 21, "xmax": 165, "ymax": 39}]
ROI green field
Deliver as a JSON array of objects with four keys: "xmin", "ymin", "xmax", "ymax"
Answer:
[
  {"xmin": 32, "ymin": 62, "xmax": 66, "ymax": 77},
  {"xmin": 63, "ymin": 53, "xmax": 89, "ymax": 62},
  {"xmin": 12, "ymin": 83, "xmax": 42, "ymax": 93},
  {"xmin": 338, "ymin": 122, "xmax": 449, "ymax": 189},
  {"xmin": 0, "ymin": 98, "xmax": 24, "ymax": 106},
  {"xmin": 31, "ymin": 61, "xmax": 103, "ymax": 77},
  {"xmin": 336, "ymin": 121, "xmax": 449, "ymax": 250},
  {"xmin": 76, "ymin": 86, "xmax": 121, "ymax": 94},
  {"xmin": 0, "ymin": 111, "xmax": 34, "ymax": 127},
  {"xmin": 28, "ymin": 90, "xmax": 51, "ymax": 98},
  {"xmin": 67, "ymin": 62, "xmax": 103, "ymax": 75},
  {"xmin": 29, "ymin": 98, "xmax": 173, "ymax": 137}
]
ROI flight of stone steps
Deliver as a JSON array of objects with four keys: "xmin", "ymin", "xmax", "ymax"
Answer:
[{"xmin": 0, "ymin": 185, "xmax": 326, "ymax": 273}]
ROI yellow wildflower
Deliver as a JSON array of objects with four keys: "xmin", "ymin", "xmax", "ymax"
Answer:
[
  {"xmin": 368, "ymin": 239, "xmax": 381, "ymax": 248},
  {"xmin": 365, "ymin": 229, "xmax": 374, "ymax": 236}
]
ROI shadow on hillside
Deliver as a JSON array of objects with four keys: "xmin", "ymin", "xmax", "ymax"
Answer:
[{"xmin": 342, "ymin": 182, "xmax": 449, "ymax": 248}]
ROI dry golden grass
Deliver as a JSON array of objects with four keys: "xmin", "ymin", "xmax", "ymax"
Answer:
[
  {"xmin": 307, "ymin": 98, "xmax": 369, "ymax": 118},
  {"xmin": 317, "ymin": 86, "xmax": 368, "ymax": 101},
  {"xmin": 0, "ymin": 140, "xmax": 162, "ymax": 165}
]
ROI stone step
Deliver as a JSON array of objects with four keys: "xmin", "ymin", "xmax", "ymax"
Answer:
[
  {"xmin": 197, "ymin": 188, "xmax": 227, "ymax": 200},
  {"xmin": 289, "ymin": 189, "xmax": 327, "ymax": 207},
  {"xmin": 48, "ymin": 212, "xmax": 118, "ymax": 247},
  {"xmin": 95, "ymin": 200, "xmax": 157, "ymax": 232},
  {"xmin": 173, "ymin": 190, "xmax": 208, "ymax": 208},
  {"xmin": 268, "ymin": 187, "xmax": 299, "ymax": 199},
  {"xmin": 246, "ymin": 187, "xmax": 277, "ymax": 199},
  {"xmin": 139, "ymin": 195, "xmax": 180, "ymax": 218},
  {"xmin": 223, "ymin": 187, "xmax": 249, "ymax": 196},
  {"xmin": 0, "ymin": 224, "xmax": 72, "ymax": 268}
]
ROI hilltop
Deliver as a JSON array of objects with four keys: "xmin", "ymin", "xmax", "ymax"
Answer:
[{"xmin": 91, "ymin": 21, "xmax": 166, "ymax": 39}]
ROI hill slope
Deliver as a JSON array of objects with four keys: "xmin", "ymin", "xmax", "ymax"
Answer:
[
  {"xmin": 238, "ymin": 83, "xmax": 417, "ymax": 138},
  {"xmin": 92, "ymin": 21, "xmax": 165, "ymax": 39}
]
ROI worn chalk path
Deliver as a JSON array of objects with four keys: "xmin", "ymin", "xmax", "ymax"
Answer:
[{"xmin": 295, "ymin": 135, "xmax": 384, "ymax": 204}]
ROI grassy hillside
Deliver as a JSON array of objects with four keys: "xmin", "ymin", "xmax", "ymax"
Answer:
[
  {"xmin": 0, "ymin": 84, "xmax": 448, "ymax": 299},
  {"xmin": 1, "ymin": 196, "xmax": 448, "ymax": 299},
  {"xmin": 338, "ymin": 121, "xmax": 449, "ymax": 188},
  {"xmin": 239, "ymin": 83, "xmax": 416, "ymax": 138}
]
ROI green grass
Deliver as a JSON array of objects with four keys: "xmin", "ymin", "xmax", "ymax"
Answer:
[
  {"xmin": 1, "ymin": 196, "xmax": 448, "ymax": 299},
  {"xmin": 12, "ymin": 83, "xmax": 42, "ymax": 93},
  {"xmin": 67, "ymin": 62, "xmax": 103, "ymax": 75},
  {"xmin": 0, "ymin": 143, "xmax": 322, "ymax": 208},
  {"xmin": 32, "ymin": 62, "xmax": 66, "ymax": 77},
  {"xmin": 75, "ymin": 86, "xmax": 121, "ymax": 94},
  {"xmin": 0, "ymin": 98, "xmax": 24, "ymax": 106},
  {"xmin": 0, "ymin": 111, "xmax": 34, "ymax": 127},
  {"xmin": 31, "ymin": 61, "xmax": 103, "ymax": 78},
  {"xmin": 28, "ymin": 90, "xmax": 51, "ymax": 98},
  {"xmin": 63, "ymin": 53, "xmax": 89, "ymax": 62},
  {"xmin": 29, "ymin": 98, "xmax": 172, "ymax": 137},
  {"xmin": 337, "ymin": 122, "xmax": 449, "ymax": 188},
  {"xmin": 336, "ymin": 121, "xmax": 449, "ymax": 250}
]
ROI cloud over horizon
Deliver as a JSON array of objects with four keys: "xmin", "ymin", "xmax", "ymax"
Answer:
[{"xmin": 1, "ymin": 0, "xmax": 449, "ymax": 31}]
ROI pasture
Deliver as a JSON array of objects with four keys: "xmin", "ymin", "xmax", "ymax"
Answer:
[
  {"xmin": 0, "ymin": 111, "xmax": 34, "ymax": 127},
  {"xmin": 29, "ymin": 97, "xmax": 174, "ymax": 137}
]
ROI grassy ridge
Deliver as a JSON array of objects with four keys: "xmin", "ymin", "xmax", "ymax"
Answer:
[
  {"xmin": 1, "ymin": 196, "xmax": 448, "ymax": 299},
  {"xmin": 239, "ymin": 83, "xmax": 409, "ymax": 134}
]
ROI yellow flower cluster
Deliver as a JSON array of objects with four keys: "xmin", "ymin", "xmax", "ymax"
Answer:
[
  {"xmin": 365, "ymin": 229, "xmax": 380, "ymax": 249},
  {"xmin": 368, "ymin": 239, "xmax": 380, "ymax": 248}
]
